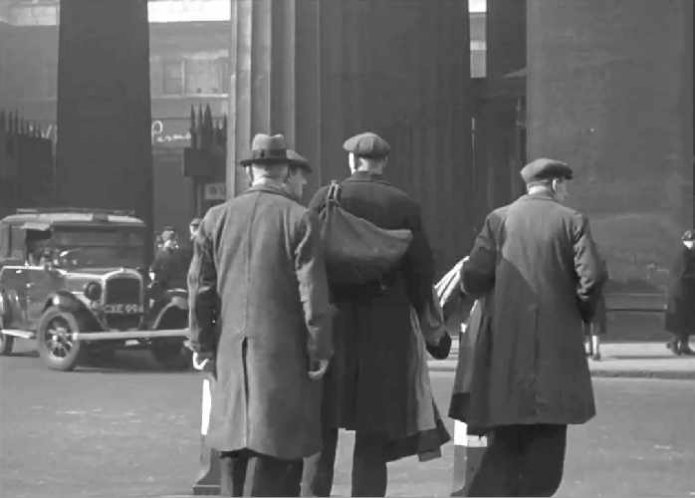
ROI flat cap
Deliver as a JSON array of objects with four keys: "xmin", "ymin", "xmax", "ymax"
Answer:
[
  {"xmin": 343, "ymin": 132, "xmax": 390, "ymax": 159},
  {"xmin": 189, "ymin": 218, "xmax": 202, "ymax": 228},
  {"xmin": 239, "ymin": 133, "xmax": 288, "ymax": 166},
  {"xmin": 287, "ymin": 149, "xmax": 312, "ymax": 173},
  {"xmin": 520, "ymin": 158, "xmax": 573, "ymax": 183}
]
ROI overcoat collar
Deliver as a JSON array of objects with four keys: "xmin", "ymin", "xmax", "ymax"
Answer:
[
  {"xmin": 520, "ymin": 191, "xmax": 558, "ymax": 203},
  {"xmin": 244, "ymin": 183, "xmax": 296, "ymax": 201},
  {"xmin": 344, "ymin": 170, "xmax": 389, "ymax": 184}
]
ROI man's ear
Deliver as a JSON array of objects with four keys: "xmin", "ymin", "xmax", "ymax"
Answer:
[{"xmin": 550, "ymin": 178, "xmax": 560, "ymax": 194}]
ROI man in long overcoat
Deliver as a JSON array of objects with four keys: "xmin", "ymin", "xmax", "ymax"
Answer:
[
  {"xmin": 303, "ymin": 132, "xmax": 444, "ymax": 497},
  {"xmin": 459, "ymin": 158, "xmax": 605, "ymax": 497},
  {"xmin": 188, "ymin": 134, "xmax": 333, "ymax": 496},
  {"xmin": 665, "ymin": 229, "xmax": 695, "ymax": 355}
]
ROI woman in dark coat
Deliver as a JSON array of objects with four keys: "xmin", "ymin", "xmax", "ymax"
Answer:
[{"xmin": 665, "ymin": 229, "xmax": 695, "ymax": 355}]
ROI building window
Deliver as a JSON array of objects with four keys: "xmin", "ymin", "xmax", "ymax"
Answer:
[
  {"xmin": 162, "ymin": 59, "xmax": 184, "ymax": 95},
  {"xmin": 215, "ymin": 58, "xmax": 230, "ymax": 94},
  {"xmin": 184, "ymin": 57, "xmax": 229, "ymax": 95}
]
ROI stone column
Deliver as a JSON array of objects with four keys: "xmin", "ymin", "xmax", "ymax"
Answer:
[
  {"xmin": 475, "ymin": 0, "xmax": 527, "ymax": 218},
  {"xmin": 56, "ymin": 0, "xmax": 153, "ymax": 258},
  {"xmin": 227, "ymin": 0, "xmax": 321, "ymax": 197},
  {"xmin": 526, "ymin": 0, "xmax": 694, "ymax": 287},
  {"xmin": 227, "ymin": 0, "xmax": 473, "ymax": 269}
]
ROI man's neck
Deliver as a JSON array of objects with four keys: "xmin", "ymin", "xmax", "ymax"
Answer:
[
  {"xmin": 527, "ymin": 185, "xmax": 555, "ymax": 198},
  {"xmin": 252, "ymin": 177, "xmax": 286, "ymax": 190}
]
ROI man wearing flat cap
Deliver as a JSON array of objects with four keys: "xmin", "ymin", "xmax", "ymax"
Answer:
[
  {"xmin": 151, "ymin": 226, "xmax": 187, "ymax": 290},
  {"xmin": 187, "ymin": 133, "xmax": 333, "ymax": 496},
  {"xmin": 456, "ymin": 157, "xmax": 606, "ymax": 496},
  {"xmin": 304, "ymin": 131, "xmax": 441, "ymax": 497}
]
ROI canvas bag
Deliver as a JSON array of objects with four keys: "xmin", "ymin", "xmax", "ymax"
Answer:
[{"xmin": 319, "ymin": 181, "xmax": 413, "ymax": 285}]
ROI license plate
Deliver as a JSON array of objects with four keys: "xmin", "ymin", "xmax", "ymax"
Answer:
[{"xmin": 103, "ymin": 303, "xmax": 144, "ymax": 314}]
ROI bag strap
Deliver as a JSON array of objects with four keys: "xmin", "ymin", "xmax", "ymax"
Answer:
[{"xmin": 326, "ymin": 180, "xmax": 342, "ymax": 206}]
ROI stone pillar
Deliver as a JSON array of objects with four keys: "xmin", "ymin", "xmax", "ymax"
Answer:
[
  {"xmin": 526, "ymin": 0, "xmax": 694, "ymax": 287},
  {"xmin": 475, "ymin": 0, "xmax": 527, "ymax": 219},
  {"xmin": 227, "ymin": 0, "xmax": 473, "ymax": 270},
  {"xmin": 56, "ymin": 0, "xmax": 153, "ymax": 258}
]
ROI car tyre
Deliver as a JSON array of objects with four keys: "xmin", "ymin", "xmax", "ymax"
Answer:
[
  {"xmin": 151, "ymin": 309, "xmax": 191, "ymax": 371},
  {"xmin": 37, "ymin": 307, "xmax": 83, "ymax": 371}
]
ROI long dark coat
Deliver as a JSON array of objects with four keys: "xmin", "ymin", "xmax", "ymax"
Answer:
[
  {"xmin": 188, "ymin": 184, "xmax": 333, "ymax": 460},
  {"xmin": 308, "ymin": 171, "xmax": 435, "ymax": 440},
  {"xmin": 457, "ymin": 192, "xmax": 605, "ymax": 429},
  {"xmin": 665, "ymin": 245, "xmax": 695, "ymax": 337}
]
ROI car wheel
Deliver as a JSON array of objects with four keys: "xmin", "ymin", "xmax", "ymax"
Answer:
[
  {"xmin": 37, "ymin": 307, "xmax": 83, "ymax": 371},
  {"xmin": 151, "ymin": 309, "xmax": 191, "ymax": 370}
]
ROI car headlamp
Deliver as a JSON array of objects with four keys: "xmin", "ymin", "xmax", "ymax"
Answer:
[{"xmin": 84, "ymin": 282, "xmax": 102, "ymax": 302}]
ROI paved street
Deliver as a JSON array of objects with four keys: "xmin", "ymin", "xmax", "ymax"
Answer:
[{"xmin": 1, "ymin": 342, "xmax": 694, "ymax": 498}]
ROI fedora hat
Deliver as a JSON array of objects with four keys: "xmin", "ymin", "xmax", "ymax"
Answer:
[
  {"xmin": 239, "ymin": 133, "xmax": 289, "ymax": 166},
  {"xmin": 287, "ymin": 149, "xmax": 312, "ymax": 173}
]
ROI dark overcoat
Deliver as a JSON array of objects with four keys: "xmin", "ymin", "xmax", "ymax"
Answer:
[
  {"xmin": 151, "ymin": 247, "xmax": 188, "ymax": 289},
  {"xmin": 459, "ymin": 192, "xmax": 605, "ymax": 429},
  {"xmin": 665, "ymin": 245, "xmax": 695, "ymax": 336},
  {"xmin": 308, "ymin": 171, "xmax": 434, "ymax": 440},
  {"xmin": 188, "ymin": 184, "xmax": 333, "ymax": 460}
]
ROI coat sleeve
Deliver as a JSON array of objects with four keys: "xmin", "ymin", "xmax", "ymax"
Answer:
[
  {"xmin": 572, "ymin": 213, "xmax": 605, "ymax": 323},
  {"xmin": 294, "ymin": 210, "xmax": 334, "ymax": 362},
  {"xmin": 187, "ymin": 212, "xmax": 219, "ymax": 355},
  {"xmin": 402, "ymin": 202, "xmax": 435, "ymax": 315},
  {"xmin": 461, "ymin": 213, "xmax": 498, "ymax": 297}
]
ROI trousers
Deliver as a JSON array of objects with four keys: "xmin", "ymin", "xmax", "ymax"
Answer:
[
  {"xmin": 220, "ymin": 449, "xmax": 304, "ymax": 497},
  {"xmin": 302, "ymin": 428, "xmax": 388, "ymax": 497},
  {"xmin": 467, "ymin": 424, "xmax": 568, "ymax": 497}
]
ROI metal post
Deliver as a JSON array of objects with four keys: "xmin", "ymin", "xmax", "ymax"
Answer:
[
  {"xmin": 192, "ymin": 374, "xmax": 221, "ymax": 495},
  {"xmin": 451, "ymin": 420, "xmax": 488, "ymax": 496}
]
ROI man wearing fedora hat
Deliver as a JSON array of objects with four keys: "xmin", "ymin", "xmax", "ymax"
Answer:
[
  {"xmin": 304, "ymin": 132, "xmax": 443, "ymax": 497},
  {"xmin": 188, "ymin": 133, "xmax": 333, "ymax": 496},
  {"xmin": 457, "ymin": 158, "xmax": 606, "ymax": 496}
]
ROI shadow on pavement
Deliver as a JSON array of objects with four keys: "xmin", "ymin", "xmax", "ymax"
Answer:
[{"xmin": 75, "ymin": 350, "xmax": 194, "ymax": 374}]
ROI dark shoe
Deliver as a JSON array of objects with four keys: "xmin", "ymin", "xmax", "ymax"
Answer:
[
  {"xmin": 678, "ymin": 343, "xmax": 695, "ymax": 356},
  {"xmin": 667, "ymin": 340, "xmax": 682, "ymax": 356},
  {"xmin": 591, "ymin": 352, "xmax": 602, "ymax": 361}
]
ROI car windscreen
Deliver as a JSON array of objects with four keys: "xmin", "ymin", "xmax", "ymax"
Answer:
[{"xmin": 49, "ymin": 226, "xmax": 146, "ymax": 268}]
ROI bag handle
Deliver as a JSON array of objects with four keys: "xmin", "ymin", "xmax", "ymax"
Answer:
[{"xmin": 326, "ymin": 180, "xmax": 342, "ymax": 206}]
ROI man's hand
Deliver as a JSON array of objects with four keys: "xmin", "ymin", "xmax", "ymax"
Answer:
[
  {"xmin": 426, "ymin": 332, "xmax": 452, "ymax": 360},
  {"xmin": 308, "ymin": 359, "xmax": 330, "ymax": 381},
  {"xmin": 192, "ymin": 352, "xmax": 215, "ymax": 374}
]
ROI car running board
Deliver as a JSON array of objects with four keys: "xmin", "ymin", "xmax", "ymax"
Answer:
[
  {"xmin": 71, "ymin": 329, "xmax": 190, "ymax": 341},
  {"xmin": 1, "ymin": 329, "xmax": 36, "ymax": 340}
]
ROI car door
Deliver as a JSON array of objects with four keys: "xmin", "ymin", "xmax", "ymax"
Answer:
[
  {"xmin": 0, "ymin": 265, "xmax": 29, "ymax": 329},
  {"xmin": 25, "ymin": 265, "xmax": 63, "ymax": 327}
]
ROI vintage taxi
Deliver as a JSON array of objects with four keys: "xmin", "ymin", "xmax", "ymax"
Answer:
[{"xmin": 0, "ymin": 208, "xmax": 190, "ymax": 371}]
